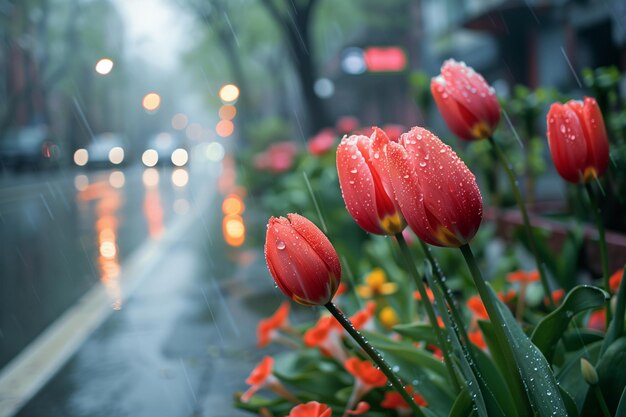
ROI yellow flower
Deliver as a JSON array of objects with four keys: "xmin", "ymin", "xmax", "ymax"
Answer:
[
  {"xmin": 356, "ymin": 268, "xmax": 398, "ymax": 298},
  {"xmin": 379, "ymin": 306, "xmax": 399, "ymax": 328}
]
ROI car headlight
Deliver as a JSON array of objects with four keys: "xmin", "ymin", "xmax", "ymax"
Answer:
[
  {"xmin": 108, "ymin": 147, "xmax": 125, "ymax": 164},
  {"xmin": 142, "ymin": 149, "xmax": 159, "ymax": 167},
  {"xmin": 171, "ymin": 148, "xmax": 188, "ymax": 166},
  {"xmin": 74, "ymin": 149, "xmax": 89, "ymax": 166}
]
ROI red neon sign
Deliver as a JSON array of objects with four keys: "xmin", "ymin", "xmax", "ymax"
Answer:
[{"xmin": 363, "ymin": 47, "xmax": 407, "ymax": 72}]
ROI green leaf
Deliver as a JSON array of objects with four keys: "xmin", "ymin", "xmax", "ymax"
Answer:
[
  {"xmin": 555, "ymin": 341, "xmax": 602, "ymax": 410},
  {"xmin": 424, "ymin": 281, "xmax": 489, "ymax": 417},
  {"xmin": 447, "ymin": 387, "xmax": 474, "ymax": 417},
  {"xmin": 582, "ymin": 337, "xmax": 626, "ymax": 415},
  {"xmin": 488, "ymin": 287, "xmax": 569, "ymax": 417},
  {"xmin": 393, "ymin": 322, "xmax": 438, "ymax": 345},
  {"xmin": 531, "ymin": 285, "xmax": 609, "ymax": 363},
  {"xmin": 365, "ymin": 331, "xmax": 455, "ymax": 416},
  {"xmin": 616, "ymin": 386, "xmax": 626, "ymax": 417}
]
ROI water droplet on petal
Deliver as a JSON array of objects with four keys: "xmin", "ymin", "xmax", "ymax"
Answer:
[{"xmin": 276, "ymin": 240, "xmax": 286, "ymax": 250}]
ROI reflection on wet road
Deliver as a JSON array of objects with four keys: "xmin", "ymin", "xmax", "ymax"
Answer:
[{"xmin": 0, "ymin": 164, "xmax": 202, "ymax": 369}]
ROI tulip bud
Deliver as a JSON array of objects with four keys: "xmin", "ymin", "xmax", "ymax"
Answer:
[
  {"xmin": 381, "ymin": 126, "xmax": 483, "ymax": 247},
  {"xmin": 265, "ymin": 214, "xmax": 341, "ymax": 306},
  {"xmin": 431, "ymin": 59, "xmax": 500, "ymax": 141},
  {"xmin": 337, "ymin": 128, "xmax": 406, "ymax": 235},
  {"xmin": 546, "ymin": 97, "xmax": 609, "ymax": 184},
  {"xmin": 580, "ymin": 358, "xmax": 599, "ymax": 385}
]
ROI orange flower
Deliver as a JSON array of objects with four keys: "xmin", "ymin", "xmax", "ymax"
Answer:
[
  {"xmin": 610, "ymin": 269, "xmax": 623, "ymax": 294},
  {"xmin": 350, "ymin": 301, "xmax": 377, "ymax": 331},
  {"xmin": 427, "ymin": 344, "xmax": 443, "ymax": 361},
  {"xmin": 506, "ymin": 270, "xmax": 539, "ymax": 283},
  {"xmin": 413, "ymin": 287, "xmax": 435, "ymax": 303},
  {"xmin": 346, "ymin": 402, "xmax": 370, "ymax": 415},
  {"xmin": 381, "ymin": 386, "xmax": 428, "ymax": 413},
  {"xmin": 545, "ymin": 289, "xmax": 565, "ymax": 307},
  {"xmin": 304, "ymin": 316, "xmax": 346, "ymax": 362},
  {"xmin": 241, "ymin": 356, "xmax": 298, "ymax": 403},
  {"xmin": 498, "ymin": 289, "xmax": 517, "ymax": 304},
  {"xmin": 287, "ymin": 401, "xmax": 332, "ymax": 417},
  {"xmin": 468, "ymin": 330, "xmax": 487, "ymax": 350},
  {"xmin": 467, "ymin": 295, "xmax": 488, "ymax": 320},
  {"xmin": 344, "ymin": 357, "xmax": 387, "ymax": 387},
  {"xmin": 344, "ymin": 358, "xmax": 387, "ymax": 414},
  {"xmin": 241, "ymin": 356, "xmax": 273, "ymax": 402},
  {"xmin": 335, "ymin": 282, "xmax": 349, "ymax": 297},
  {"xmin": 257, "ymin": 302, "xmax": 290, "ymax": 348},
  {"xmin": 588, "ymin": 309, "xmax": 606, "ymax": 332}
]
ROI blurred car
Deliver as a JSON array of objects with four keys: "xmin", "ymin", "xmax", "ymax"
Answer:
[
  {"xmin": 141, "ymin": 132, "xmax": 188, "ymax": 167},
  {"xmin": 74, "ymin": 133, "xmax": 127, "ymax": 169},
  {"xmin": 0, "ymin": 125, "xmax": 60, "ymax": 171}
]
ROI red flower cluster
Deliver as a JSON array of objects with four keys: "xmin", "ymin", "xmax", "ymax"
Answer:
[{"xmin": 254, "ymin": 141, "xmax": 298, "ymax": 173}]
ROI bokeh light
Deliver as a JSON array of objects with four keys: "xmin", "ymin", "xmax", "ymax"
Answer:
[
  {"xmin": 223, "ymin": 214, "xmax": 245, "ymax": 247},
  {"xmin": 216, "ymin": 120, "xmax": 234, "ymax": 137},
  {"xmin": 109, "ymin": 171, "xmax": 125, "ymax": 189},
  {"xmin": 218, "ymin": 105, "xmax": 237, "ymax": 120},
  {"xmin": 142, "ymin": 149, "xmax": 159, "ymax": 167},
  {"xmin": 73, "ymin": 149, "xmax": 88, "ymax": 166},
  {"xmin": 222, "ymin": 194, "xmax": 245, "ymax": 215},
  {"xmin": 171, "ymin": 113, "xmax": 188, "ymax": 130},
  {"xmin": 74, "ymin": 174, "xmax": 89, "ymax": 191},
  {"xmin": 205, "ymin": 142, "xmax": 225, "ymax": 162},
  {"xmin": 95, "ymin": 58, "xmax": 114, "ymax": 75},
  {"xmin": 171, "ymin": 168, "xmax": 189, "ymax": 187},
  {"xmin": 108, "ymin": 147, "xmax": 125, "ymax": 165},
  {"xmin": 142, "ymin": 168, "xmax": 160, "ymax": 187},
  {"xmin": 171, "ymin": 148, "xmax": 189, "ymax": 166},
  {"xmin": 142, "ymin": 92, "xmax": 161, "ymax": 111},
  {"xmin": 219, "ymin": 84, "xmax": 240, "ymax": 103}
]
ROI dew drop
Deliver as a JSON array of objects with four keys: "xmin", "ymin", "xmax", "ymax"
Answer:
[
  {"xmin": 350, "ymin": 168, "xmax": 357, "ymax": 174},
  {"xmin": 419, "ymin": 162, "xmax": 427, "ymax": 167},
  {"xmin": 560, "ymin": 124, "xmax": 566, "ymax": 134},
  {"xmin": 276, "ymin": 240, "xmax": 286, "ymax": 250}
]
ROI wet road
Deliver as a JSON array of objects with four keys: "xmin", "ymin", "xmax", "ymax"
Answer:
[
  {"xmin": 0, "ymin": 153, "xmax": 315, "ymax": 417},
  {"xmin": 0, "ymin": 162, "xmax": 210, "ymax": 369}
]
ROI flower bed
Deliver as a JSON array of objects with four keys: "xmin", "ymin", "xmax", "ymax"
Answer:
[{"xmin": 234, "ymin": 60, "xmax": 626, "ymax": 417}]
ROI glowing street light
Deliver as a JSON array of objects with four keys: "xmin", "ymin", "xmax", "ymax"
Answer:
[
  {"xmin": 216, "ymin": 119, "xmax": 234, "ymax": 137},
  {"xmin": 219, "ymin": 84, "xmax": 239, "ymax": 103},
  {"xmin": 218, "ymin": 105, "xmax": 237, "ymax": 120},
  {"xmin": 142, "ymin": 92, "xmax": 161, "ymax": 111},
  {"xmin": 95, "ymin": 58, "xmax": 114, "ymax": 75}
]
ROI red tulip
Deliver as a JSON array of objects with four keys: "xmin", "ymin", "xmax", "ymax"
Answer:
[
  {"xmin": 431, "ymin": 59, "xmax": 500, "ymax": 141},
  {"xmin": 546, "ymin": 97, "xmax": 609, "ymax": 183},
  {"xmin": 336, "ymin": 128, "xmax": 406, "ymax": 235},
  {"xmin": 378, "ymin": 126, "xmax": 483, "ymax": 247},
  {"xmin": 265, "ymin": 214, "xmax": 341, "ymax": 306}
]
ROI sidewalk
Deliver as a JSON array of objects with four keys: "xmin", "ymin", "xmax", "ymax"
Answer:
[{"xmin": 12, "ymin": 200, "xmax": 308, "ymax": 417}]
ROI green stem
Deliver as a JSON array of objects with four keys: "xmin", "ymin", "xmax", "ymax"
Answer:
[
  {"xmin": 585, "ymin": 182, "xmax": 612, "ymax": 327},
  {"xmin": 324, "ymin": 302, "xmax": 427, "ymax": 417},
  {"xmin": 460, "ymin": 243, "xmax": 532, "ymax": 415},
  {"xmin": 488, "ymin": 136, "xmax": 554, "ymax": 308},
  {"xmin": 593, "ymin": 385, "xmax": 612, "ymax": 417},
  {"xmin": 418, "ymin": 240, "xmax": 472, "ymax": 349},
  {"xmin": 395, "ymin": 233, "xmax": 462, "ymax": 392}
]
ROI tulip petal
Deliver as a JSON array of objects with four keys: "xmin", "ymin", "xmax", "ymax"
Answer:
[
  {"xmin": 547, "ymin": 103, "xmax": 588, "ymax": 183},
  {"xmin": 580, "ymin": 97, "xmax": 609, "ymax": 178},
  {"xmin": 431, "ymin": 77, "xmax": 475, "ymax": 140},
  {"xmin": 337, "ymin": 135, "xmax": 387, "ymax": 234},
  {"xmin": 265, "ymin": 216, "xmax": 335, "ymax": 305},
  {"xmin": 400, "ymin": 127, "xmax": 482, "ymax": 246},
  {"xmin": 287, "ymin": 213, "xmax": 341, "ymax": 283}
]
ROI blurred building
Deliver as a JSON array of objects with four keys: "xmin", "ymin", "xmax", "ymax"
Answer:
[{"xmin": 420, "ymin": 0, "xmax": 626, "ymax": 91}]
